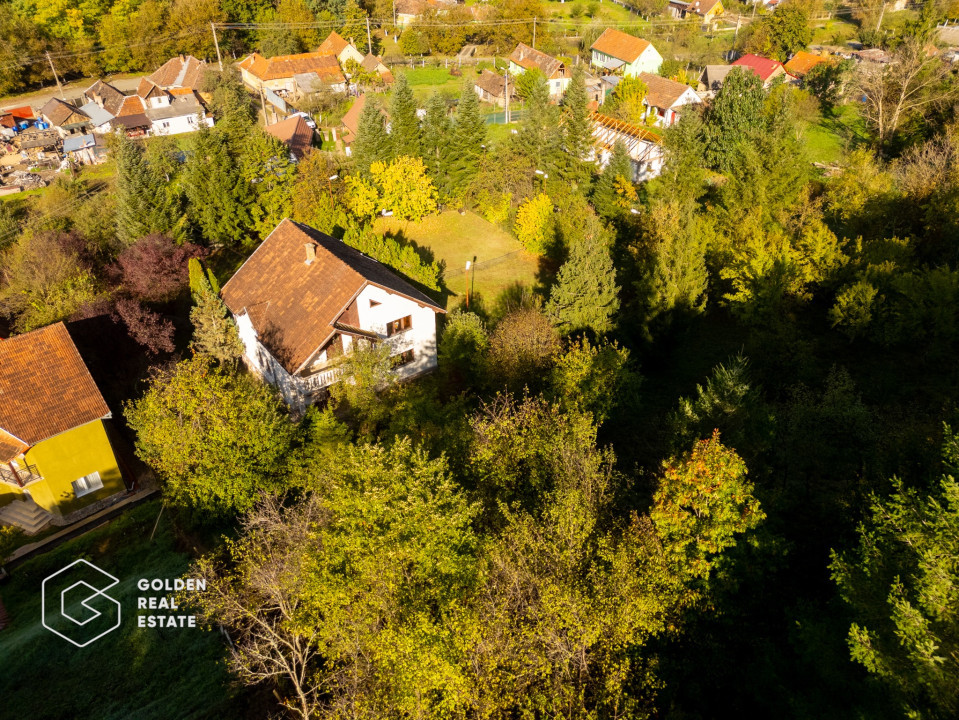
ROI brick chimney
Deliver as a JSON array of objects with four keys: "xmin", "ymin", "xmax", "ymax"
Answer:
[{"xmin": 304, "ymin": 242, "xmax": 316, "ymax": 265}]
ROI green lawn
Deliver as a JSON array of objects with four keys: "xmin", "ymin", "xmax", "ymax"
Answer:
[
  {"xmin": 0, "ymin": 501, "xmax": 252, "ymax": 720},
  {"xmin": 803, "ymin": 103, "xmax": 869, "ymax": 165},
  {"xmin": 375, "ymin": 210, "xmax": 540, "ymax": 307},
  {"xmin": 395, "ymin": 66, "xmax": 478, "ymax": 102},
  {"xmin": 543, "ymin": 0, "xmax": 645, "ymax": 25}
]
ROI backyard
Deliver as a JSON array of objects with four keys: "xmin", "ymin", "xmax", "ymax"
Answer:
[{"xmin": 375, "ymin": 210, "xmax": 540, "ymax": 305}]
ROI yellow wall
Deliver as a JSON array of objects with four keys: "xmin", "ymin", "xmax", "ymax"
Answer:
[
  {"xmin": 23, "ymin": 420, "xmax": 124, "ymax": 516},
  {"xmin": 0, "ymin": 480, "xmax": 23, "ymax": 509}
]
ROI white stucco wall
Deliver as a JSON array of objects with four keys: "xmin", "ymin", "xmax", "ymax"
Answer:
[{"xmin": 353, "ymin": 284, "xmax": 438, "ymax": 381}]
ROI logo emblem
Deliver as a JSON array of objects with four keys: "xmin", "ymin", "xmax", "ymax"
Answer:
[{"xmin": 42, "ymin": 559, "xmax": 121, "ymax": 647}]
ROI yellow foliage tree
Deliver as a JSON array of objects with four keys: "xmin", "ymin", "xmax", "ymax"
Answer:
[{"xmin": 514, "ymin": 193, "xmax": 554, "ymax": 254}]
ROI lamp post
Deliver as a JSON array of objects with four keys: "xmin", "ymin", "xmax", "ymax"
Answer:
[
  {"xmin": 534, "ymin": 169, "xmax": 548, "ymax": 191},
  {"xmin": 326, "ymin": 174, "xmax": 338, "ymax": 205},
  {"xmin": 465, "ymin": 260, "xmax": 472, "ymax": 309}
]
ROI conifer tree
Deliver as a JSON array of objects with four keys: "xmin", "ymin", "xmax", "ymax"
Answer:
[
  {"xmin": 421, "ymin": 93, "xmax": 451, "ymax": 182},
  {"xmin": 113, "ymin": 132, "xmax": 171, "ymax": 245},
  {"xmin": 388, "ymin": 73, "xmax": 420, "ymax": 159},
  {"xmin": 546, "ymin": 230, "xmax": 620, "ymax": 335},
  {"xmin": 560, "ymin": 64, "xmax": 592, "ymax": 185},
  {"xmin": 189, "ymin": 258, "xmax": 244, "ymax": 364},
  {"xmin": 448, "ymin": 78, "xmax": 486, "ymax": 190},
  {"xmin": 351, "ymin": 100, "xmax": 392, "ymax": 175},
  {"xmin": 518, "ymin": 73, "xmax": 560, "ymax": 174},
  {"xmin": 592, "ymin": 139, "xmax": 634, "ymax": 220},
  {"xmin": 183, "ymin": 126, "xmax": 252, "ymax": 246},
  {"xmin": 340, "ymin": 0, "xmax": 367, "ymax": 49}
]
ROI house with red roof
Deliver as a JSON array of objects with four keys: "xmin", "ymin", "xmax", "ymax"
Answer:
[
  {"xmin": 265, "ymin": 115, "xmax": 315, "ymax": 161},
  {"xmin": 220, "ymin": 219, "xmax": 445, "ymax": 410},
  {"xmin": 731, "ymin": 54, "xmax": 791, "ymax": 87},
  {"xmin": 317, "ymin": 31, "xmax": 365, "ymax": 66}
]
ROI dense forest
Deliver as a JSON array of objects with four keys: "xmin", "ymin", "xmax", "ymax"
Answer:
[{"xmin": 2, "ymin": 1, "xmax": 959, "ymax": 718}]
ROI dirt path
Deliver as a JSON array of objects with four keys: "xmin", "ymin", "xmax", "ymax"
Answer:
[{"xmin": 0, "ymin": 75, "xmax": 143, "ymax": 113}]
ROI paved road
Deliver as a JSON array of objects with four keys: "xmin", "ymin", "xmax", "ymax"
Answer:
[{"xmin": 0, "ymin": 75, "xmax": 143, "ymax": 113}]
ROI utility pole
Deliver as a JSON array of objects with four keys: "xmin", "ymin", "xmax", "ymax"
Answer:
[
  {"xmin": 532, "ymin": 17, "xmax": 537, "ymax": 49},
  {"xmin": 45, "ymin": 51, "xmax": 64, "ymax": 99},
  {"xmin": 876, "ymin": 2, "xmax": 887, "ymax": 33},
  {"xmin": 211, "ymin": 22, "xmax": 223, "ymax": 72},
  {"xmin": 259, "ymin": 86, "xmax": 268, "ymax": 126},
  {"xmin": 734, "ymin": 13, "xmax": 741, "ymax": 41},
  {"xmin": 504, "ymin": 68, "xmax": 510, "ymax": 124},
  {"xmin": 365, "ymin": 16, "xmax": 373, "ymax": 54}
]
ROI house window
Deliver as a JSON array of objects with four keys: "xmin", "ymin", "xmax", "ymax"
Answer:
[
  {"xmin": 393, "ymin": 349, "xmax": 414, "ymax": 367},
  {"xmin": 370, "ymin": 299, "xmax": 381, "ymax": 308},
  {"xmin": 386, "ymin": 315, "xmax": 412, "ymax": 336},
  {"xmin": 72, "ymin": 471, "xmax": 104, "ymax": 498}
]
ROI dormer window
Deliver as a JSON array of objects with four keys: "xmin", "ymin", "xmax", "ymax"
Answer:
[{"xmin": 370, "ymin": 300, "xmax": 381, "ymax": 308}]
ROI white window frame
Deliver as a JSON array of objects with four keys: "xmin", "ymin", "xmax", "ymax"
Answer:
[{"xmin": 72, "ymin": 471, "xmax": 104, "ymax": 498}]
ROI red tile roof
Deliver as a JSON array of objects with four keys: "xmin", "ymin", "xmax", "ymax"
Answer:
[
  {"xmin": 221, "ymin": 220, "xmax": 443, "ymax": 374},
  {"xmin": 265, "ymin": 115, "xmax": 314, "ymax": 160},
  {"xmin": 239, "ymin": 52, "xmax": 346, "ymax": 83},
  {"xmin": 0, "ymin": 322, "xmax": 110, "ymax": 462},
  {"xmin": 732, "ymin": 53, "xmax": 785, "ymax": 82},
  {"xmin": 340, "ymin": 93, "xmax": 367, "ymax": 143},
  {"xmin": 117, "ymin": 95, "xmax": 147, "ymax": 117},
  {"xmin": 509, "ymin": 43, "xmax": 566, "ymax": 79},
  {"xmin": 148, "ymin": 55, "xmax": 206, "ymax": 89},
  {"xmin": 590, "ymin": 28, "xmax": 652, "ymax": 64},
  {"xmin": 317, "ymin": 31, "xmax": 350, "ymax": 57}
]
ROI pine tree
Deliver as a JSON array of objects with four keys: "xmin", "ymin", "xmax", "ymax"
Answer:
[
  {"xmin": 113, "ymin": 132, "xmax": 171, "ymax": 245},
  {"xmin": 448, "ymin": 78, "xmax": 486, "ymax": 190},
  {"xmin": 183, "ymin": 125, "xmax": 252, "ymax": 246},
  {"xmin": 420, "ymin": 93, "xmax": 451, "ymax": 183},
  {"xmin": 518, "ymin": 73, "xmax": 560, "ymax": 174},
  {"xmin": 189, "ymin": 258, "xmax": 244, "ymax": 364},
  {"xmin": 340, "ymin": 0, "xmax": 367, "ymax": 51},
  {"xmin": 546, "ymin": 231, "xmax": 620, "ymax": 335},
  {"xmin": 560, "ymin": 64, "xmax": 592, "ymax": 185},
  {"xmin": 592, "ymin": 139, "xmax": 633, "ymax": 220},
  {"xmin": 388, "ymin": 73, "xmax": 420, "ymax": 159},
  {"xmin": 351, "ymin": 100, "xmax": 392, "ymax": 175}
]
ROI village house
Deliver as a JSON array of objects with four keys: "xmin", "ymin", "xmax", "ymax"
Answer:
[
  {"xmin": 136, "ymin": 79, "xmax": 214, "ymax": 136},
  {"xmin": 37, "ymin": 98, "xmax": 90, "ymax": 137},
  {"xmin": 591, "ymin": 112, "xmax": 664, "ymax": 182},
  {"xmin": 508, "ymin": 43, "xmax": 571, "ymax": 98},
  {"xmin": 62, "ymin": 134, "xmax": 107, "ymax": 165},
  {"xmin": 784, "ymin": 50, "xmax": 833, "ymax": 79},
  {"xmin": 239, "ymin": 52, "xmax": 348, "ymax": 95},
  {"xmin": 221, "ymin": 219, "xmax": 445, "ymax": 412},
  {"xmin": 393, "ymin": 0, "xmax": 457, "ymax": 27},
  {"xmin": 78, "ymin": 101, "xmax": 115, "ymax": 134},
  {"xmin": 358, "ymin": 54, "xmax": 395, "ymax": 85},
  {"xmin": 667, "ymin": 0, "xmax": 725, "ymax": 24},
  {"xmin": 317, "ymin": 30, "xmax": 365, "ymax": 66},
  {"xmin": 590, "ymin": 28, "xmax": 663, "ymax": 77},
  {"xmin": 0, "ymin": 322, "xmax": 127, "ymax": 534},
  {"xmin": 697, "ymin": 64, "xmax": 736, "ymax": 95},
  {"xmin": 265, "ymin": 114, "xmax": 315, "ymax": 161},
  {"xmin": 731, "ymin": 54, "xmax": 791, "ymax": 87},
  {"xmin": 636, "ymin": 72, "xmax": 701, "ymax": 126},
  {"xmin": 474, "ymin": 69, "xmax": 514, "ymax": 108},
  {"xmin": 148, "ymin": 54, "xmax": 207, "ymax": 91}
]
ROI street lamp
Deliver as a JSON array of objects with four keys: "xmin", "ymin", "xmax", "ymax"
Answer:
[
  {"xmin": 465, "ymin": 260, "xmax": 474, "ymax": 309},
  {"xmin": 326, "ymin": 174, "xmax": 339, "ymax": 204}
]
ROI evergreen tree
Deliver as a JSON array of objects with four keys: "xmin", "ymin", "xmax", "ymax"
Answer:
[
  {"xmin": 705, "ymin": 67, "xmax": 766, "ymax": 172},
  {"xmin": 517, "ymin": 72, "xmax": 560, "ymax": 174},
  {"xmin": 351, "ymin": 100, "xmax": 392, "ymax": 175},
  {"xmin": 545, "ymin": 230, "xmax": 620, "ymax": 335},
  {"xmin": 448, "ymin": 78, "xmax": 486, "ymax": 190},
  {"xmin": 421, "ymin": 93, "xmax": 451, "ymax": 182},
  {"xmin": 592, "ymin": 139, "xmax": 634, "ymax": 220},
  {"xmin": 241, "ymin": 128, "xmax": 295, "ymax": 237},
  {"xmin": 183, "ymin": 125, "xmax": 252, "ymax": 245},
  {"xmin": 388, "ymin": 73, "xmax": 420, "ymax": 159},
  {"xmin": 189, "ymin": 258, "xmax": 243, "ymax": 365},
  {"xmin": 112, "ymin": 132, "xmax": 171, "ymax": 245},
  {"xmin": 340, "ymin": 0, "xmax": 367, "ymax": 50},
  {"xmin": 560, "ymin": 64, "xmax": 592, "ymax": 186}
]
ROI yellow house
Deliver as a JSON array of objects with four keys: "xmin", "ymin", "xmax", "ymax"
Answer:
[{"xmin": 0, "ymin": 322, "xmax": 126, "ymax": 533}]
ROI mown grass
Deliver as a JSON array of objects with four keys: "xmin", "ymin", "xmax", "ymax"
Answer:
[
  {"xmin": 375, "ymin": 210, "xmax": 540, "ymax": 305},
  {"xmin": 803, "ymin": 103, "xmax": 869, "ymax": 165},
  {"xmin": 0, "ymin": 500, "xmax": 249, "ymax": 720}
]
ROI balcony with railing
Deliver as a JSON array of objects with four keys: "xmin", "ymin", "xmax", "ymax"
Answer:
[
  {"xmin": 300, "ymin": 366, "xmax": 344, "ymax": 393},
  {"xmin": 384, "ymin": 328, "xmax": 415, "ymax": 355},
  {"xmin": 1, "ymin": 462, "xmax": 42, "ymax": 487}
]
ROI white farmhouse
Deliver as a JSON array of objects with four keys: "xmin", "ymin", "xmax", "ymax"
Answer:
[{"xmin": 221, "ymin": 219, "xmax": 445, "ymax": 411}]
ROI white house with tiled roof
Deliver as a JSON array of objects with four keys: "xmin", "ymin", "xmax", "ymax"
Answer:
[
  {"xmin": 221, "ymin": 219, "xmax": 445, "ymax": 410},
  {"xmin": 590, "ymin": 28, "xmax": 662, "ymax": 77}
]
